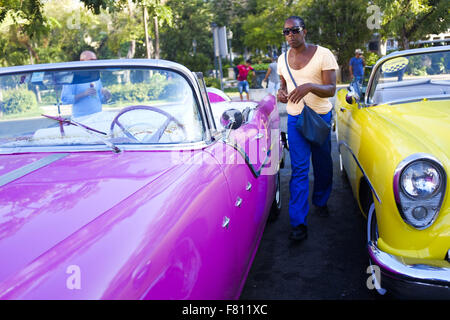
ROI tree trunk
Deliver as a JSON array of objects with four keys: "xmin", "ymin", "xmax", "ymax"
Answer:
[
  {"xmin": 154, "ymin": 16, "xmax": 160, "ymax": 59},
  {"xmin": 401, "ymin": 27, "xmax": 410, "ymax": 50},
  {"xmin": 126, "ymin": 0, "xmax": 136, "ymax": 59},
  {"xmin": 143, "ymin": 6, "xmax": 151, "ymax": 59}
]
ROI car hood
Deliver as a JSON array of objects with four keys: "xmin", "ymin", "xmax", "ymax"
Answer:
[
  {"xmin": 372, "ymin": 100, "xmax": 450, "ymax": 163},
  {"xmin": 0, "ymin": 150, "xmax": 208, "ymax": 299}
]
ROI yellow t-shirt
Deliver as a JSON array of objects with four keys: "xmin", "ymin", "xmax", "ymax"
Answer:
[{"xmin": 277, "ymin": 45, "xmax": 339, "ymax": 115}]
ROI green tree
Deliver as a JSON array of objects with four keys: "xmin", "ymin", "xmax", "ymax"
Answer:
[
  {"xmin": 0, "ymin": 0, "xmax": 48, "ymax": 39},
  {"xmin": 80, "ymin": 0, "xmax": 172, "ymax": 59},
  {"xmin": 375, "ymin": 0, "xmax": 450, "ymax": 49},
  {"xmin": 303, "ymin": 0, "xmax": 373, "ymax": 81},
  {"xmin": 160, "ymin": 0, "xmax": 213, "ymax": 73},
  {"xmin": 0, "ymin": 0, "xmax": 52, "ymax": 65},
  {"xmin": 241, "ymin": 0, "xmax": 301, "ymax": 52}
]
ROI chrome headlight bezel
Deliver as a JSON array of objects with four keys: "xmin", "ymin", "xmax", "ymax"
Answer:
[{"xmin": 394, "ymin": 154, "xmax": 447, "ymax": 230}]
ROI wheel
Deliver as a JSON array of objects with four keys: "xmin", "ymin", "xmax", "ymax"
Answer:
[
  {"xmin": 367, "ymin": 202, "xmax": 388, "ymax": 297},
  {"xmin": 268, "ymin": 171, "xmax": 282, "ymax": 222},
  {"xmin": 110, "ymin": 105, "xmax": 186, "ymax": 143}
]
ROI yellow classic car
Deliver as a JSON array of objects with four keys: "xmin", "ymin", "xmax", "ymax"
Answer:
[{"xmin": 335, "ymin": 45, "xmax": 449, "ymax": 299}]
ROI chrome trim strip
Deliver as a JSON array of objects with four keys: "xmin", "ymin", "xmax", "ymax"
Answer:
[
  {"xmin": 393, "ymin": 153, "xmax": 447, "ymax": 230},
  {"xmin": 338, "ymin": 140, "xmax": 381, "ymax": 203},
  {"xmin": 365, "ymin": 45, "xmax": 450, "ymax": 106},
  {"xmin": 0, "ymin": 141, "xmax": 210, "ymax": 154},
  {"xmin": 0, "ymin": 153, "xmax": 69, "ymax": 187}
]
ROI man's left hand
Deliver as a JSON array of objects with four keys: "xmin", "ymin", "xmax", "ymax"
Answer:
[{"xmin": 288, "ymin": 83, "xmax": 311, "ymax": 104}]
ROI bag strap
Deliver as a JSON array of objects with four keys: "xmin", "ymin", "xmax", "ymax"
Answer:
[
  {"xmin": 285, "ymin": 50, "xmax": 307, "ymax": 107},
  {"xmin": 284, "ymin": 50, "xmax": 297, "ymax": 87}
]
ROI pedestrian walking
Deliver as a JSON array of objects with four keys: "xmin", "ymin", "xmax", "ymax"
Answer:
[
  {"xmin": 349, "ymin": 49, "xmax": 365, "ymax": 86},
  {"xmin": 237, "ymin": 60, "xmax": 256, "ymax": 100},
  {"xmin": 263, "ymin": 55, "xmax": 280, "ymax": 96},
  {"xmin": 277, "ymin": 16, "xmax": 338, "ymax": 242}
]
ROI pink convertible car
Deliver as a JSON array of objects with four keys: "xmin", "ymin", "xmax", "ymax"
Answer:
[{"xmin": 0, "ymin": 59, "xmax": 283, "ymax": 299}]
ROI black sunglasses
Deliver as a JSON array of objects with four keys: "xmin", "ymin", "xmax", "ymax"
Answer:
[{"xmin": 282, "ymin": 26, "xmax": 303, "ymax": 36}]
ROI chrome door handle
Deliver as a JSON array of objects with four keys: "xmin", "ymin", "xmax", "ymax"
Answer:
[
  {"xmin": 254, "ymin": 133, "xmax": 264, "ymax": 140},
  {"xmin": 222, "ymin": 216, "xmax": 230, "ymax": 229}
]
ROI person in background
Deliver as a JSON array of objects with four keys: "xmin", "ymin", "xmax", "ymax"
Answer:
[
  {"xmin": 237, "ymin": 59, "xmax": 256, "ymax": 100},
  {"xmin": 277, "ymin": 16, "xmax": 338, "ymax": 242},
  {"xmin": 349, "ymin": 49, "xmax": 365, "ymax": 86},
  {"xmin": 263, "ymin": 55, "xmax": 280, "ymax": 96},
  {"xmin": 61, "ymin": 51, "xmax": 111, "ymax": 118}
]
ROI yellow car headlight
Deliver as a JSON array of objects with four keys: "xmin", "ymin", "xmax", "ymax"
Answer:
[
  {"xmin": 401, "ymin": 162, "xmax": 441, "ymax": 198},
  {"xmin": 394, "ymin": 154, "xmax": 447, "ymax": 230}
]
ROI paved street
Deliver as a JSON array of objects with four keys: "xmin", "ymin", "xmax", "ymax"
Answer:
[{"xmin": 239, "ymin": 88, "xmax": 377, "ymax": 300}]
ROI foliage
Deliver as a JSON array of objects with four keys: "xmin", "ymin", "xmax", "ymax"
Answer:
[
  {"xmin": 374, "ymin": 0, "xmax": 450, "ymax": 49},
  {"xmin": 0, "ymin": 0, "xmax": 49, "ymax": 39},
  {"xmin": 1, "ymin": 88, "xmax": 38, "ymax": 115},
  {"xmin": 252, "ymin": 63, "xmax": 269, "ymax": 71},
  {"xmin": 107, "ymin": 74, "xmax": 168, "ymax": 102},
  {"xmin": 204, "ymin": 76, "xmax": 220, "ymax": 89},
  {"xmin": 365, "ymin": 52, "xmax": 381, "ymax": 66},
  {"xmin": 160, "ymin": 0, "xmax": 213, "ymax": 71},
  {"xmin": 303, "ymin": 0, "xmax": 374, "ymax": 81},
  {"xmin": 241, "ymin": 0, "xmax": 301, "ymax": 52}
]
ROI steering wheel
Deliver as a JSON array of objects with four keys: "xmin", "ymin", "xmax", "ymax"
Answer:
[{"xmin": 110, "ymin": 105, "xmax": 186, "ymax": 143}]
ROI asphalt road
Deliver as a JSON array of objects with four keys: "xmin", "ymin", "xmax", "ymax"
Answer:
[{"xmin": 240, "ymin": 88, "xmax": 377, "ymax": 300}]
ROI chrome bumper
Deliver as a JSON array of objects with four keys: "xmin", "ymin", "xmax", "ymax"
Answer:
[{"xmin": 368, "ymin": 241, "xmax": 450, "ymax": 299}]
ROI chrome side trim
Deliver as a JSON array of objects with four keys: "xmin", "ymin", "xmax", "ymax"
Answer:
[
  {"xmin": 338, "ymin": 140, "xmax": 381, "ymax": 203},
  {"xmin": 0, "ymin": 153, "xmax": 69, "ymax": 187},
  {"xmin": 0, "ymin": 141, "xmax": 210, "ymax": 154}
]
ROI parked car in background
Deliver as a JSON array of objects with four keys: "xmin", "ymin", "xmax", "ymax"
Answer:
[
  {"xmin": 0, "ymin": 59, "xmax": 283, "ymax": 299},
  {"xmin": 335, "ymin": 45, "xmax": 450, "ymax": 299}
]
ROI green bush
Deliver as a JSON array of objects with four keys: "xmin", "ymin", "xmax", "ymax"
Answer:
[
  {"xmin": 1, "ymin": 88, "xmax": 38, "ymax": 115},
  {"xmin": 252, "ymin": 63, "xmax": 269, "ymax": 71},
  {"xmin": 365, "ymin": 52, "xmax": 381, "ymax": 66},
  {"xmin": 107, "ymin": 74, "xmax": 169, "ymax": 103},
  {"xmin": 204, "ymin": 76, "xmax": 220, "ymax": 89}
]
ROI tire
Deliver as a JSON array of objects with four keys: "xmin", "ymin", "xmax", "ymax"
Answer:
[{"xmin": 268, "ymin": 171, "xmax": 282, "ymax": 222}]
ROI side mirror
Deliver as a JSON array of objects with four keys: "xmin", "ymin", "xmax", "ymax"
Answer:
[
  {"xmin": 345, "ymin": 83, "xmax": 361, "ymax": 104},
  {"xmin": 220, "ymin": 109, "xmax": 243, "ymax": 130}
]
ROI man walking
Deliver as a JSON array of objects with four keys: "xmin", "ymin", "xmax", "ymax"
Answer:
[
  {"xmin": 277, "ymin": 16, "xmax": 338, "ymax": 242},
  {"xmin": 61, "ymin": 51, "xmax": 111, "ymax": 118},
  {"xmin": 237, "ymin": 60, "xmax": 255, "ymax": 100},
  {"xmin": 263, "ymin": 55, "xmax": 280, "ymax": 96},
  {"xmin": 349, "ymin": 49, "xmax": 365, "ymax": 86}
]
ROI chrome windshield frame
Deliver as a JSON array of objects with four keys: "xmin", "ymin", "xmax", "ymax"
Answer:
[
  {"xmin": 0, "ymin": 59, "xmax": 216, "ymax": 153},
  {"xmin": 364, "ymin": 45, "xmax": 450, "ymax": 106}
]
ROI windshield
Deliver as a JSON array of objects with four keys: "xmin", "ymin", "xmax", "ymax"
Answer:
[
  {"xmin": 0, "ymin": 67, "xmax": 204, "ymax": 152},
  {"xmin": 367, "ymin": 50, "xmax": 450, "ymax": 105}
]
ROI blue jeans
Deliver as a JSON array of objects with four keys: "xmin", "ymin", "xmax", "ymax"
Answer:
[
  {"xmin": 287, "ymin": 111, "xmax": 333, "ymax": 227},
  {"xmin": 353, "ymin": 75, "xmax": 363, "ymax": 86},
  {"xmin": 238, "ymin": 80, "xmax": 249, "ymax": 94}
]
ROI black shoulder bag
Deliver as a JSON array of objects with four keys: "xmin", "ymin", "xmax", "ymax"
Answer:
[{"xmin": 284, "ymin": 52, "xmax": 330, "ymax": 147}]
